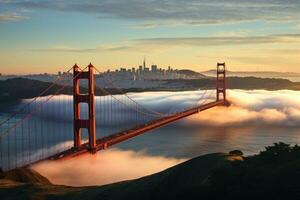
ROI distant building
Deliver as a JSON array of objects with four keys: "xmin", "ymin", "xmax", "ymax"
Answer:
[
  {"xmin": 143, "ymin": 57, "xmax": 146, "ymax": 70},
  {"xmin": 151, "ymin": 65, "xmax": 157, "ymax": 72},
  {"xmin": 120, "ymin": 68, "xmax": 126, "ymax": 72},
  {"xmin": 97, "ymin": 57, "xmax": 200, "ymax": 83},
  {"xmin": 139, "ymin": 65, "xmax": 143, "ymax": 72}
]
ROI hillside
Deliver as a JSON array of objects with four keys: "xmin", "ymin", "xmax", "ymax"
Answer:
[
  {"xmin": 201, "ymin": 69, "xmax": 300, "ymax": 78},
  {"xmin": 164, "ymin": 76, "xmax": 300, "ymax": 90},
  {"xmin": 1, "ymin": 142, "xmax": 300, "ymax": 200},
  {"xmin": 0, "ymin": 168, "xmax": 51, "ymax": 185},
  {"xmin": 0, "ymin": 168, "xmax": 82, "ymax": 199},
  {"xmin": 0, "ymin": 78, "xmax": 120, "ymax": 103},
  {"xmin": 0, "ymin": 78, "xmax": 73, "ymax": 102},
  {"xmin": 1, "ymin": 77, "xmax": 300, "ymax": 105},
  {"xmin": 177, "ymin": 69, "xmax": 206, "ymax": 78},
  {"xmin": 0, "ymin": 153, "xmax": 230, "ymax": 200}
]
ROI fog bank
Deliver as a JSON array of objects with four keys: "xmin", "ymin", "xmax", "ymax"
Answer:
[{"xmin": 32, "ymin": 148, "xmax": 185, "ymax": 186}]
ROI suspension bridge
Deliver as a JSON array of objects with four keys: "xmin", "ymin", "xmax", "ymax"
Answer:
[{"xmin": 0, "ymin": 62, "xmax": 229, "ymax": 171}]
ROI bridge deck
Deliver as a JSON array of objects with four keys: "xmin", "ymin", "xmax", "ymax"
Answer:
[{"xmin": 48, "ymin": 100, "xmax": 225, "ymax": 161}]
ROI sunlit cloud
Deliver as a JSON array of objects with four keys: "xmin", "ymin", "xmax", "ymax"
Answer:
[
  {"xmin": 133, "ymin": 34, "xmax": 300, "ymax": 47},
  {"xmin": 32, "ymin": 148, "xmax": 185, "ymax": 186},
  {"xmin": 33, "ymin": 34, "xmax": 300, "ymax": 54},
  {"xmin": 185, "ymin": 90, "xmax": 300, "ymax": 126}
]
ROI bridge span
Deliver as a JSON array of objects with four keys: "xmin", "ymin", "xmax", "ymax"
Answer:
[
  {"xmin": 0, "ymin": 62, "xmax": 229, "ymax": 170},
  {"xmin": 49, "ymin": 62, "xmax": 229, "ymax": 160},
  {"xmin": 50, "ymin": 100, "xmax": 228, "ymax": 160}
]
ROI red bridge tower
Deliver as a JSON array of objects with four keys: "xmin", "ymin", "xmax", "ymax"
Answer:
[
  {"xmin": 216, "ymin": 62, "xmax": 230, "ymax": 106},
  {"xmin": 73, "ymin": 63, "xmax": 96, "ymax": 153}
]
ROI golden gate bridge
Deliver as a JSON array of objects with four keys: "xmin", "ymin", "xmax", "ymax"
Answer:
[{"xmin": 0, "ymin": 63, "xmax": 229, "ymax": 171}]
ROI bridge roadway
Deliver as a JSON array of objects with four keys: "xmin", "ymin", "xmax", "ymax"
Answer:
[{"xmin": 49, "ymin": 100, "xmax": 225, "ymax": 161}]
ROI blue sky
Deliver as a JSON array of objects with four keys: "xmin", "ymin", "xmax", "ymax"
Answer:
[{"xmin": 0, "ymin": 0, "xmax": 300, "ymax": 74}]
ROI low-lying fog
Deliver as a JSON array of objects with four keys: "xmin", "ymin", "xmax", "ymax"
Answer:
[{"xmin": 5, "ymin": 89, "xmax": 300, "ymax": 186}]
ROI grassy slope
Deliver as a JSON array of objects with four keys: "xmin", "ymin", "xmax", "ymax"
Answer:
[
  {"xmin": 0, "ymin": 168, "xmax": 82, "ymax": 200},
  {"xmin": 65, "ymin": 153, "xmax": 228, "ymax": 200}
]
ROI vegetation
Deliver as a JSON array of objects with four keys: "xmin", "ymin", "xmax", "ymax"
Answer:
[
  {"xmin": 207, "ymin": 142, "xmax": 300, "ymax": 200},
  {"xmin": 229, "ymin": 149, "xmax": 243, "ymax": 156}
]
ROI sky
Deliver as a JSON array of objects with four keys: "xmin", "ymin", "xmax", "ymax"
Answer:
[{"xmin": 0, "ymin": 0, "xmax": 300, "ymax": 74}]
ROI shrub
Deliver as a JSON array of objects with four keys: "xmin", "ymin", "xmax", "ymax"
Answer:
[{"xmin": 229, "ymin": 150, "xmax": 243, "ymax": 156}]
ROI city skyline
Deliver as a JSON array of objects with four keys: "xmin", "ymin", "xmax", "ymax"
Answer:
[
  {"xmin": 3, "ymin": 57, "xmax": 300, "ymax": 76},
  {"xmin": 1, "ymin": 1, "xmax": 300, "ymax": 74},
  {"xmin": 0, "ymin": 58, "xmax": 194, "ymax": 77}
]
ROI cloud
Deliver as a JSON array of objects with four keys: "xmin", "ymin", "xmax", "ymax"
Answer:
[
  {"xmin": 0, "ymin": 12, "xmax": 28, "ymax": 22},
  {"xmin": 5, "ymin": 0, "xmax": 300, "ymax": 26},
  {"xmin": 20, "ymin": 89, "xmax": 300, "ymax": 127},
  {"xmin": 268, "ymin": 48, "xmax": 300, "ymax": 55},
  {"xmin": 184, "ymin": 90, "xmax": 300, "ymax": 126},
  {"xmin": 28, "ymin": 90, "xmax": 300, "ymax": 187},
  {"xmin": 33, "ymin": 34, "xmax": 300, "ymax": 53},
  {"xmin": 32, "ymin": 45, "xmax": 100, "ymax": 53},
  {"xmin": 6, "ymin": 89, "xmax": 300, "ymax": 183},
  {"xmin": 32, "ymin": 148, "xmax": 185, "ymax": 186},
  {"xmin": 133, "ymin": 34, "xmax": 300, "ymax": 47}
]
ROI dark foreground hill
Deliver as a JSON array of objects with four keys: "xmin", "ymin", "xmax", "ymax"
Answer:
[{"xmin": 1, "ymin": 142, "xmax": 300, "ymax": 200}]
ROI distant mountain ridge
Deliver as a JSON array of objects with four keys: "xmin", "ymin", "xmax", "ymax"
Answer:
[
  {"xmin": 1, "ymin": 77, "xmax": 300, "ymax": 105},
  {"xmin": 177, "ymin": 69, "xmax": 206, "ymax": 78},
  {"xmin": 201, "ymin": 69, "xmax": 300, "ymax": 78}
]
